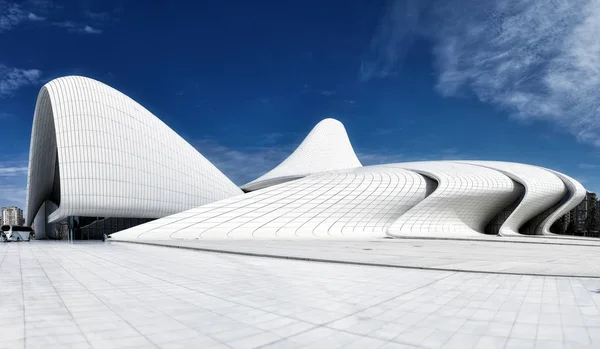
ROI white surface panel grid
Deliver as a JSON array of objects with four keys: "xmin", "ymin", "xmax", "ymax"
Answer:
[
  {"xmin": 112, "ymin": 166, "xmax": 432, "ymax": 240},
  {"xmin": 460, "ymin": 161, "xmax": 567, "ymax": 236},
  {"xmin": 537, "ymin": 170, "xmax": 587, "ymax": 235},
  {"xmin": 25, "ymin": 76, "xmax": 242, "ymax": 224},
  {"xmin": 242, "ymin": 118, "xmax": 362, "ymax": 191},
  {"xmin": 386, "ymin": 161, "xmax": 523, "ymax": 237}
]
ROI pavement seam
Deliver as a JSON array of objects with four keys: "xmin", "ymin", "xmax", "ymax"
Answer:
[{"xmin": 113, "ymin": 240, "xmax": 600, "ymax": 279}]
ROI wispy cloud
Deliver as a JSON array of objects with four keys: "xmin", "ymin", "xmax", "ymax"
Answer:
[
  {"xmin": 363, "ymin": 0, "xmax": 600, "ymax": 148},
  {"xmin": 193, "ymin": 139, "xmax": 293, "ymax": 185},
  {"xmin": 0, "ymin": 166, "xmax": 27, "ymax": 176},
  {"xmin": 1, "ymin": 1, "xmax": 115, "ymax": 35},
  {"xmin": 0, "ymin": 65, "xmax": 42, "ymax": 97},
  {"xmin": 84, "ymin": 10, "xmax": 112, "ymax": 21},
  {"xmin": 0, "ymin": 2, "xmax": 33, "ymax": 32},
  {"xmin": 0, "ymin": 160, "xmax": 28, "ymax": 210},
  {"xmin": 321, "ymin": 90, "xmax": 336, "ymax": 96},
  {"xmin": 83, "ymin": 25, "xmax": 101, "ymax": 34},
  {"xmin": 51, "ymin": 21, "xmax": 103, "ymax": 34},
  {"xmin": 579, "ymin": 163, "xmax": 599, "ymax": 169},
  {"xmin": 358, "ymin": 146, "xmax": 473, "ymax": 166},
  {"xmin": 357, "ymin": 151, "xmax": 406, "ymax": 165},
  {"xmin": 360, "ymin": 0, "xmax": 423, "ymax": 80},
  {"xmin": 0, "ymin": 0, "xmax": 55, "ymax": 32},
  {"xmin": 27, "ymin": 12, "xmax": 44, "ymax": 21},
  {"xmin": 0, "ymin": 185, "xmax": 27, "ymax": 209}
]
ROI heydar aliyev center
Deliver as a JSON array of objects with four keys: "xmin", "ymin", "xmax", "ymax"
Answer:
[{"xmin": 26, "ymin": 76, "xmax": 586, "ymax": 241}]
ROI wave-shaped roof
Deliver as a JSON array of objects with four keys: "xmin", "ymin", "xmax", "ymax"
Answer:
[{"xmin": 26, "ymin": 76, "xmax": 242, "ymax": 225}]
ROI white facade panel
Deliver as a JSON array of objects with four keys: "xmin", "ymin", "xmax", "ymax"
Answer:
[
  {"xmin": 459, "ymin": 161, "xmax": 566, "ymax": 236},
  {"xmin": 25, "ymin": 76, "xmax": 242, "ymax": 226},
  {"xmin": 536, "ymin": 170, "xmax": 587, "ymax": 235},
  {"xmin": 386, "ymin": 161, "xmax": 524, "ymax": 237},
  {"xmin": 111, "ymin": 166, "xmax": 434, "ymax": 240}
]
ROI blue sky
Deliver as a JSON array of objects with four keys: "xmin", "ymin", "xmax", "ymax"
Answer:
[{"xmin": 1, "ymin": 0, "xmax": 600, "ymax": 211}]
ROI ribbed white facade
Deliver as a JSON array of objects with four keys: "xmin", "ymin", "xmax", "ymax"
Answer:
[
  {"xmin": 458, "ymin": 161, "xmax": 567, "ymax": 236},
  {"xmin": 241, "ymin": 118, "xmax": 362, "ymax": 192},
  {"xmin": 386, "ymin": 161, "xmax": 523, "ymax": 238},
  {"xmin": 26, "ymin": 76, "xmax": 242, "ymax": 233},
  {"xmin": 536, "ymin": 170, "xmax": 587, "ymax": 235},
  {"xmin": 109, "ymin": 166, "xmax": 435, "ymax": 240},
  {"xmin": 23, "ymin": 76, "xmax": 586, "ymax": 241}
]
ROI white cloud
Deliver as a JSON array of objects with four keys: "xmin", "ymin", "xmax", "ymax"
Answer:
[
  {"xmin": 0, "ymin": 2, "xmax": 25, "ymax": 32},
  {"xmin": 0, "ymin": 185, "xmax": 26, "ymax": 209},
  {"xmin": 83, "ymin": 25, "xmax": 102, "ymax": 34},
  {"xmin": 0, "ymin": 166, "xmax": 27, "ymax": 176},
  {"xmin": 0, "ymin": 2, "xmax": 51, "ymax": 32},
  {"xmin": 0, "ymin": 160, "xmax": 28, "ymax": 210},
  {"xmin": 357, "ymin": 151, "xmax": 406, "ymax": 165},
  {"xmin": 364, "ymin": 0, "xmax": 600, "ymax": 147},
  {"xmin": 193, "ymin": 139, "xmax": 292, "ymax": 185},
  {"xmin": 321, "ymin": 90, "xmax": 336, "ymax": 96},
  {"xmin": 84, "ymin": 11, "xmax": 112, "ymax": 21},
  {"xmin": 360, "ymin": 0, "xmax": 422, "ymax": 80},
  {"xmin": 357, "ymin": 147, "xmax": 473, "ymax": 166},
  {"xmin": 0, "ymin": 1, "xmax": 112, "ymax": 34},
  {"xmin": 53, "ymin": 20, "xmax": 74, "ymax": 28},
  {"xmin": 27, "ymin": 12, "xmax": 44, "ymax": 21},
  {"xmin": 0, "ymin": 66, "xmax": 42, "ymax": 97},
  {"xmin": 579, "ymin": 163, "xmax": 599, "ymax": 169}
]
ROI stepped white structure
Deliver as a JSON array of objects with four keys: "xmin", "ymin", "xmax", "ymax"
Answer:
[{"xmin": 23, "ymin": 76, "xmax": 587, "ymax": 240}]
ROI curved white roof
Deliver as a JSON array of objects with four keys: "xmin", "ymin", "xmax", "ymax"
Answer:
[
  {"xmin": 111, "ymin": 158, "xmax": 587, "ymax": 241},
  {"xmin": 459, "ymin": 161, "xmax": 566, "ymax": 236},
  {"xmin": 111, "ymin": 165, "xmax": 434, "ymax": 240},
  {"xmin": 241, "ymin": 118, "xmax": 362, "ymax": 191},
  {"xmin": 386, "ymin": 161, "xmax": 523, "ymax": 237},
  {"xmin": 25, "ymin": 76, "xmax": 242, "ymax": 225}
]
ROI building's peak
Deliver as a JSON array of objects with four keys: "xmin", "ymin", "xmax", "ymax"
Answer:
[{"xmin": 241, "ymin": 118, "xmax": 362, "ymax": 191}]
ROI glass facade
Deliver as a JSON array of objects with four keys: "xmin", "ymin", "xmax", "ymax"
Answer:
[{"xmin": 47, "ymin": 217, "xmax": 154, "ymax": 240}]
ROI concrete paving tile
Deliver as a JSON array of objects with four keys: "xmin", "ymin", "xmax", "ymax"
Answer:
[{"xmin": 2, "ymin": 241, "xmax": 600, "ymax": 349}]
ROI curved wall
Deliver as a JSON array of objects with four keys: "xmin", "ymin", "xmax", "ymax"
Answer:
[
  {"xmin": 386, "ymin": 161, "xmax": 524, "ymax": 237},
  {"xmin": 536, "ymin": 170, "xmax": 587, "ymax": 235},
  {"xmin": 460, "ymin": 161, "xmax": 566, "ymax": 236},
  {"xmin": 26, "ymin": 76, "xmax": 242, "ymax": 226}
]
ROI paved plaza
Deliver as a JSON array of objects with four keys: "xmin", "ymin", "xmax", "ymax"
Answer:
[
  {"xmin": 1, "ymin": 241, "xmax": 600, "ymax": 349},
  {"xmin": 118, "ymin": 237, "xmax": 600, "ymax": 278}
]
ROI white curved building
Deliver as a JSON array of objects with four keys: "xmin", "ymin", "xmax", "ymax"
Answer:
[
  {"xmin": 24, "ymin": 76, "xmax": 587, "ymax": 241},
  {"xmin": 26, "ymin": 76, "xmax": 242, "ymax": 239},
  {"xmin": 458, "ymin": 161, "xmax": 567, "ymax": 236},
  {"xmin": 241, "ymin": 118, "xmax": 362, "ymax": 192},
  {"xmin": 536, "ymin": 170, "xmax": 587, "ymax": 235},
  {"xmin": 109, "ymin": 166, "xmax": 436, "ymax": 240},
  {"xmin": 386, "ymin": 161, "xmax": 523, "ymax": 238}
]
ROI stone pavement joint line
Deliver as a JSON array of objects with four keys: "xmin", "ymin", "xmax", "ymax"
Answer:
[
  {"xmin": 1, "ymin": 241, "xmax": 600, "ymax": 349},
  {"xmin": 114, "ymin": 237, "xmax": 600, "ymax": 278}
]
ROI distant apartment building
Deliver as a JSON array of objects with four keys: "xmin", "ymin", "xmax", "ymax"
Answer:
[
  {"xmin": 1, "ymin": 206, "xmax": 25, "ymax": 226},
  {"xmin": 564, "ymin": 191, "xmax": 598, "ymax": 235}
]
